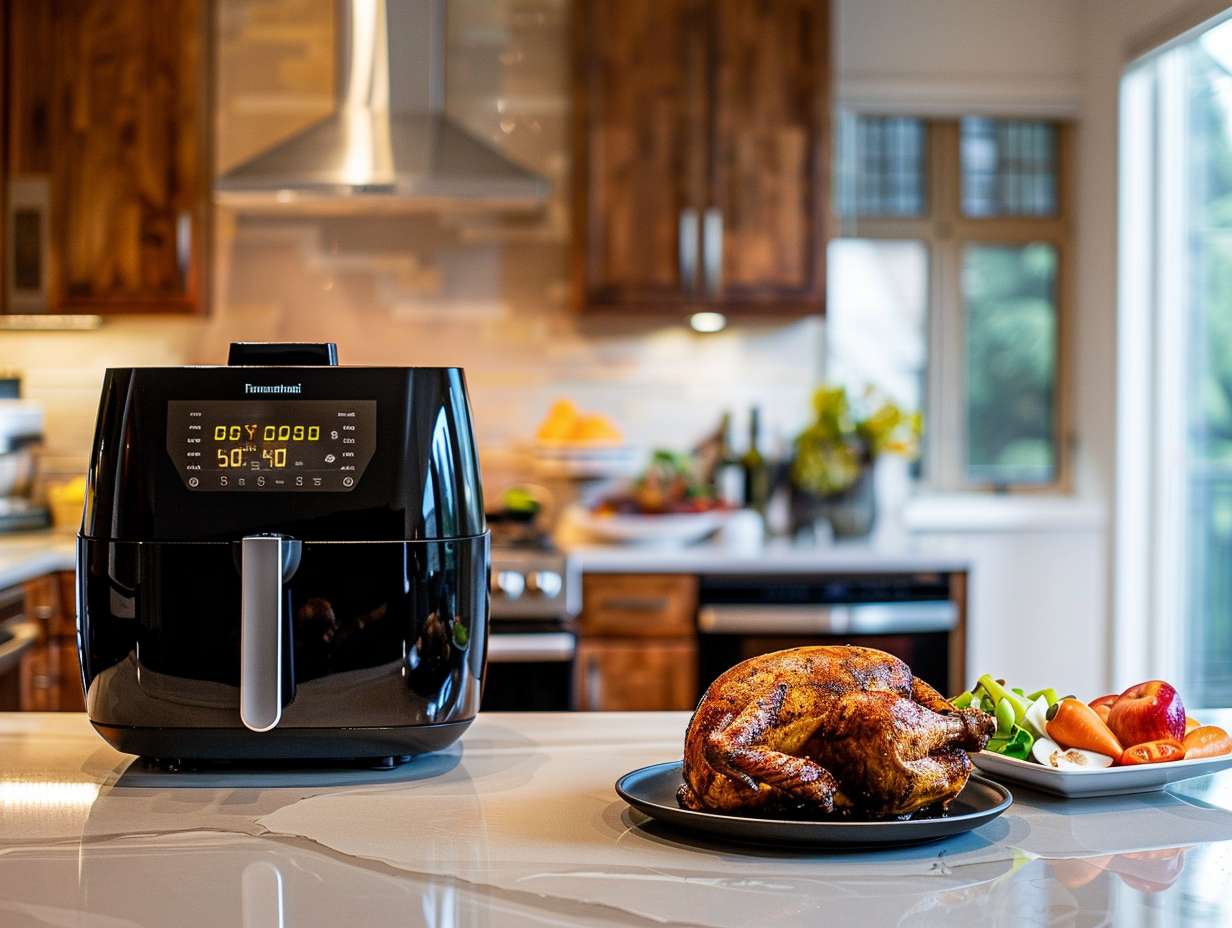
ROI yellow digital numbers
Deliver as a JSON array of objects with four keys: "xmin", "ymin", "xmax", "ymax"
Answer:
[{"xmin": 212, "ymin": 421, "xmax": 320, "ymax": 471}]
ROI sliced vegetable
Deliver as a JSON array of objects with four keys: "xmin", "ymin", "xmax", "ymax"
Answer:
[
  {"xmin": 1031, "ymin": 737, "xmax": 1114, "ymax": 770},
  {"xmin": 1182, "ymin": 725, "xmax": 1232, "ymax": 759},
  {"xmin": 1119, "ymin": 739, "xmax": 1185, "ymax": 766},
  {"xmin": 1028, "ymin": 687, "xmax": 1060, "ymax": 707},
  {"xmin": 988, "ymin": 724, "xmax": 1034, "ymax": 760},
  {"xmin": 978, "ymin": 674, "xmax": 1028, "ymax": 724},
  {"xmin": 1046, "ymin": 698, "xmax": 1123, "ymax": 758},
  {"xmin": 1023, "ymin": 695, "xmax": 1051, "ymax": 740},
  {"xmin": 995, "ymin": 697, "xmax": 1016, "ymax": 737},
  {"xmin": 951, "ymin": 691, "xmax": 974, "ymax": 710}
]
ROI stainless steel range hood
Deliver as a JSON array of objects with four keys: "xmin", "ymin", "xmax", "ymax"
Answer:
[{"xmin": 215, "ymin": 0, "xmax": 548, "ymax": 211}]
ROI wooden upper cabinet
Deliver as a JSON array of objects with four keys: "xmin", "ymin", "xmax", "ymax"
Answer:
[
  {"xmin": 572, "ymin": 0, "xmax": 707, "ymax": 309},
  {"xmin": 5, "ymin": 0, "xmax": 210, "ymax": 314},
  {"xmin": 709, "ymin": 0, "xmax": 827, "ymax": 307},
  {"xmin": 572, "ymin": 0, "xmax": 829, "ymax": 316}
]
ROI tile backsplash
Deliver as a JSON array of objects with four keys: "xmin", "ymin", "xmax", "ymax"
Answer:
[{"xmin": 2, "ymin": 0, "xmax": 823, "ymax": 477}]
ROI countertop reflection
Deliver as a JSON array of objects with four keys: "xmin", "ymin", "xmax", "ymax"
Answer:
[{"xmin": 1, "ymin": 711, "xmax": 1231, "ymax": 927}]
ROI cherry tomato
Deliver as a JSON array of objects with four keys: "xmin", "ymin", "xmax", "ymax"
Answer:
[{"xmin": 1118, "ymin": 739, "xmax": 1185, "ymax": 766}]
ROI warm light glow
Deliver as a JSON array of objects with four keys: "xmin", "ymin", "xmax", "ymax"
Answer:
[
  {"xmin": 0, "ymin": 780, "xmax": 100, "ymax": 809},
  {"xmin": 0, "ymin": 315, "xmax": 102, "ymax": 331},
  {"xmin": 689, "ymin": 311, "xmax": 727, "ymax": 334}
]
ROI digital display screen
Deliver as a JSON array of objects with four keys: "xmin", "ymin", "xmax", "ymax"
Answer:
[{"xmin": 166, "ymin": 400, "xmax": 377, "ymax": 492}]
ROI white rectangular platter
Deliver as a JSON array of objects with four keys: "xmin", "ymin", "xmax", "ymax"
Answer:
[{"xmin": 971, "ymin": 750, "xmax": 1232, "ymax": 798}]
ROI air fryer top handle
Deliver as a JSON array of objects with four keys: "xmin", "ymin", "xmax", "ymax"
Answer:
[
  {"xmin": 239, "ymin": 535, "xmax": 301, "ymax": 732},
  {"xmin": 228, "ymin": 343, "xmax": 338, "ymax": 366}
]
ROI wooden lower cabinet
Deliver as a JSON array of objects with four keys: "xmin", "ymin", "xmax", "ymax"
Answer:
[
  {"xmin": 574, "ymin": 638, "xmax": 697, "ymax": 712},
  {"xmin": 17, "ymin": 572, "xmax": 84, "ymax": 712}
]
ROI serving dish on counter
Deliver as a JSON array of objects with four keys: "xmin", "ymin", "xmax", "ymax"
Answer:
[
  {"xmin": 616, "ymin": 761, "xmax": 1012, "ymax": 849},
  {"xmin": 565, "ymin": 505, "xmax": 729, "ymax": 546},
  {"xmin": 972, "ymin": 750, "xmax": 1232, "ymax": 798}
]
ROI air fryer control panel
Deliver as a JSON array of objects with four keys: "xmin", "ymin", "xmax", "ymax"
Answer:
[{"xmin": 166, "ymin": 399, "xmax": 377, "ymax": 492}]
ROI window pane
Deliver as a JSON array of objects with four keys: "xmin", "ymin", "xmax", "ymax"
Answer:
[
  {"xmin": 825, "ymin": 239, "xmax": 928, "ymax": 415},
  {"xmin": 836, "ymin": 113, "xmax": 927, "ymax": 218},
  {"xmin": 1182, "ymin": 24, "xmax": 1232, "ymax": 706},
  {"xmin": 961, "ymin": 118, "xmax": 1058, "ymax": 217},
  {"xmin": 963, "ymin": 243, "xmax": 1057, "ymax": 484}
]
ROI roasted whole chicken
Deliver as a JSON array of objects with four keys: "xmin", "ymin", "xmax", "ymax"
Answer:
[{"xmin": 679, "ymin": 646, "xmax": 994, "ymax": 818}]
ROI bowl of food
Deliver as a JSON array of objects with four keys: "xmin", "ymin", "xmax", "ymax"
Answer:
[
  {"xmin": 952, "ymin": 674, "xmax": 1232, "ymax": 797},
  {"xmin": 572, "ymin": 450, "xmax": 731, "ymax": 545},
  {"xmin": 530, "ymin": 400, "xmax": 638, "ymax": 479},
  {"xmin": 616, "ymin": 646, "xmax": 1012, "ymax": 848}
]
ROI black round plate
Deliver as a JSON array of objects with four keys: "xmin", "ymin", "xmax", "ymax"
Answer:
[{"xmin": 615, "ymin": 761, "xmax": 1012, "ymax": 849}]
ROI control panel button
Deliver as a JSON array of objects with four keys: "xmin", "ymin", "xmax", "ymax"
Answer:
[
  {"xmin": 342, "ymin": 475, "xmax": 354, "ymax": 488},
  {"xmin": 188, "ymin": 477, "xmax": 199, "ymax": 488}
]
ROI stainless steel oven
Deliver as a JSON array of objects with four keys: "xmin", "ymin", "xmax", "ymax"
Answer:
[
  {"xmin": 696, "ymin": 572, "xmax": 963, "ymax": 695},
  {"xmin": 481, "ymin": 549, "xmax": 578, "ymax": 711}
]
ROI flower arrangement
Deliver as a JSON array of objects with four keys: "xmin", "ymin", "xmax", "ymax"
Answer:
[{"xmin": 791, "ymin": 386, "xmax": 921, "ymax": 498}]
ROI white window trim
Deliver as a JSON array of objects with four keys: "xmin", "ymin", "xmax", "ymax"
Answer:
[{"xmin": 1115, "ymin": 54, "xmax": 1190, "ymax": 691}]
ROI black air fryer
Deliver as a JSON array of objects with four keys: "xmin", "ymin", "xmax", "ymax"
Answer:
[{"xmin": 76, "ymin": 343, "xmax": 489, "ymax": 764}]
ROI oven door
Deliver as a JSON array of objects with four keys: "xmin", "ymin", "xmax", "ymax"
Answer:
[
  {"xmin": 481, "ymin": 630, "xmax": 576, "ymax": 711},
  {"xmin": 697, "ymin": 601, "xmax": 958, "ymax": 695}
]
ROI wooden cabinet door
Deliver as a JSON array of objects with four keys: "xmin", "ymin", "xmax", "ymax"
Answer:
[
  {"xmin": 706, "ymin": 0, "xmax": 828, "ymax": 311},
  {"xmin": 6, "ymin": 0, "xmax": 209, "ymax": 314},
  {"xmin": 581, "ymin": 574, "xmax": 698, "ymax": 638},
  {"xmin": 50, "ymin": 0, "xmax": 209, "ymax": 313},
  {"xmin": 572, "ymin": 0, "xmax": 708, "ymax": 310},
  {"xmin": 575, "ymin": 639, "xmax": 698, "ymax": 711}
]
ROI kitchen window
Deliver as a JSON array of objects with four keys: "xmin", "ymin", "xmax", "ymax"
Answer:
[
  {"xmin": 827, "ymin": 113, "xmax": 1072, "ymax": 492},
  {"xmin": 1120, "ymin": 11, "xmax": 1232, "ymax": 706}
]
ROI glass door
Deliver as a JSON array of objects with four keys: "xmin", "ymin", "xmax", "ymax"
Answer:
[{"xmin": 1122, "ymin": 13, "xmax": 1232, "ymax": 706}]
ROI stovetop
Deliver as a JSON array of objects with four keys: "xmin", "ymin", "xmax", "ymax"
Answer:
[{"xmin": 489, "ymin": 543, "xmax": 577, "ymax": 621}]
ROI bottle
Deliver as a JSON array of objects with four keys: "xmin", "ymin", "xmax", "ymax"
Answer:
[
  {"xmin": 741, "ymin": 408, "xmax": 770, "ymax": 512},
  {"xmin": 714, "ymin": 411, "xmax": 745, "ymax": 506}
]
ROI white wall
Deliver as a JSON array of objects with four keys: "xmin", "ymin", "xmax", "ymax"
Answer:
[{"xmin": 836, "ymin": 0, "xmax": 1084, "ymax": 115}]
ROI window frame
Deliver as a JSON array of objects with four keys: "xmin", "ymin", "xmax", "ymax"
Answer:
[{"xmin": 832, "ymin": 117, "xmax": 1075, "ymax": 493}]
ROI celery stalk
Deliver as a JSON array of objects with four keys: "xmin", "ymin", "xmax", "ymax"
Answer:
[{"xmin": 977, "ymin": 674, "xmax": 1028, "ymax": 723}]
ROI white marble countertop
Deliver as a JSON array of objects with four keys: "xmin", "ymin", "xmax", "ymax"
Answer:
[
  {"xmin": 0, "ymin": 531, "xmax": 75, "ymax": 590},
  {"xmin": 2, "ymin": 711, "xmax": 1231, "ymax": 926},
  {"xmin": 564, "ymin": 539, "xmax": 969, "ymax": 575}
]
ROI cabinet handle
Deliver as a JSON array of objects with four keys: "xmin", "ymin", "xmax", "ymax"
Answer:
[
  {"xmin": 702, "ymin": 207, "xmax": 723, "ymax": 297},
  {"xmin": 678, "ymin": 208, "xmax": 700, "ymax": 292},
  {"xmin": 586, "ymin": 655, "xmax": 601, "ymax": 710}
]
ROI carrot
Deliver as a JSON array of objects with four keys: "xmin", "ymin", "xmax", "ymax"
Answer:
[
  {"xmin": 1183, "ymin": 725, "xmax": 1232, "ymax": 759},
  {"xmin": 1120, "ymin": 739, "xmax": 1185, "ymax": 765},
  {"xmin": 1046, "ymin": 698, "xmax": 1123, "ymax": 758}
]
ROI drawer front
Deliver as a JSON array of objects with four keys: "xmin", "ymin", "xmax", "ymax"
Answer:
[
  {"xmin": 581, "ymin": 574, "xmax": 698, "ymax": 638},
  {"xmin": 575, "ymin": 638, "xmax": 697, "ymax": 711}
]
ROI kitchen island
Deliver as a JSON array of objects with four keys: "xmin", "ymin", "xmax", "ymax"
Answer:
[{"xmin": 2, "ymin": 712, "xmax": 1231, "ymax": 926}]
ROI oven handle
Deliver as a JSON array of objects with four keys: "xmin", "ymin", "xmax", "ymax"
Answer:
[
  {"xmin": 0, "ymin": 620, "xmax": 39, "ymax": 676},
  {"xmin": 697, "ymin": 602, "xmax": 957, "ymax": 635},
  {"xmin": 487, "ymin": 633, "xmax": 576, "ymax": 664}
]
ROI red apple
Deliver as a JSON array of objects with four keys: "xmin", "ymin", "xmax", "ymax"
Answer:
[
  {"xmin": 1107, "ymin": 680, "xmax": 1186, "ymax": 747},
  {"xmin": 1089, "ymin": 694, "xmax": 1118, "ymax": 723}
]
